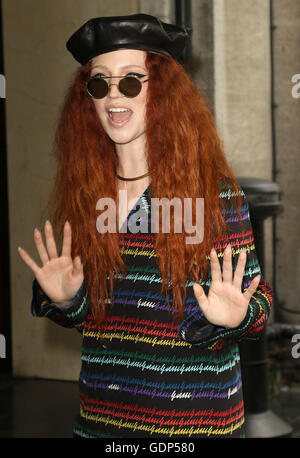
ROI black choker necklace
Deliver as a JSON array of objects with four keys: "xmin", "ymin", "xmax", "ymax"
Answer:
[{"xmin": 116, "ymin": 172, "xmax": 150, "ymax": 181}]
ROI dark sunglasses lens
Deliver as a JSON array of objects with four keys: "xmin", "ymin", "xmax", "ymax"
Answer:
[
  {"xmin": 119, "ymin": 76, "xmax": 142, "ymax": 97},
  {"xmin": 87, "ymin": 78, "xmax": 108, "ymax": 99}
]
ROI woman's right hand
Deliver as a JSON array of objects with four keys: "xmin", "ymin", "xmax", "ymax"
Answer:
[{"xmin": 18, "ymin": 220, "xmax": 84, "ymax": 305}]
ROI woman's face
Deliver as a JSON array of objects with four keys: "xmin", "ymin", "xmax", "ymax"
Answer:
[{"xmin": 89, "ymin": 49, "xmax": 148, "ymax": 146}]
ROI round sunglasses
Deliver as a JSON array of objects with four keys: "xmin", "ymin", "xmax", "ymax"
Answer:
[{"xmin": 86, "ymin": 74, "xmax": 149, "ymax": 99}]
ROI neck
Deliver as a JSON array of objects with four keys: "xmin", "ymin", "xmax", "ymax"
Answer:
[{"xmin": 114, "ymin": 136, "xmax": 148, "ymax": 178}]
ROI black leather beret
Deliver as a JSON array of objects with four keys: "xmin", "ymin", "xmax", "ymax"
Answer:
[{"xmin": 66, "ymin": 13, "xmax": 189, "ymax": 65}]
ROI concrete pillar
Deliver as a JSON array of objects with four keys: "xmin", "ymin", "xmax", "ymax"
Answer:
[{"xmin": 213, "ymin": 0, "xmax": 272, "ymax": 177}]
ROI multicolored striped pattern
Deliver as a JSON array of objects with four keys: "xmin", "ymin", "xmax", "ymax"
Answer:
[{"xmin": 31, "ymin": 181, "xmax": 272, "ymax": 438}]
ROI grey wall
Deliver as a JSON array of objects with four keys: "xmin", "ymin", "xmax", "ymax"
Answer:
[
  {"xmin": 213, "ymin": 0, "xmax": 274, "ymax": 319},
  {"xmin": 3, "ymin": 0, "xmax": 139, "ymax": 380},
  {"xmin": 273, "ymin": 0, "xmax": 300, "ymax": 323}
]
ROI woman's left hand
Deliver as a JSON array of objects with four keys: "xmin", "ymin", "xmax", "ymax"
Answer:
[{"xmin": 193, "ymin": 244, "xmax": 261, "ymax": 329}]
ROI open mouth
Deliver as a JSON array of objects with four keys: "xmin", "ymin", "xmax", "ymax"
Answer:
[{"xmin": 107, "ymin": 108, "xmax": 133, "ymax": 127}]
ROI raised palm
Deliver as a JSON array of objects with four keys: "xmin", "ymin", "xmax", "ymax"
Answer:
[
  {"xmin": 18, "ymin": 221, "xmax": 84, "ymax": 304},
  {"xmin": 193, "ymin": 244, "xmax": 261, "ymax": 329}
]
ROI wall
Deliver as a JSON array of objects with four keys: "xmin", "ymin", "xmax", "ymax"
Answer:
[
  {"xmin": 213, "ymin": 0, "xmax": 274, "ymax": 317},
  {"xmin": 3, "ymin": 0, "xmax": 138, "ymax": 380},
  {"xmin": 273, "ymin": 0, "xmax": 300, "ymax": 323}
]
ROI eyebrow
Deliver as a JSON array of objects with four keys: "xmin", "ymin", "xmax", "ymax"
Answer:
[{"xmin": 90, "ymin": 64, "xmax": 146, "ymax": 71}]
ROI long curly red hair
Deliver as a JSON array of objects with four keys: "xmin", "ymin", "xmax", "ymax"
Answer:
[{"xmin": 42, "ymin": 51, "xmax": 243, "ymax": 331}]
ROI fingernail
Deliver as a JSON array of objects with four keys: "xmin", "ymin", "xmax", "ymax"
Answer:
[
  {"xmin": 18, "ymin": 246, "xmax": 22, "ymax": 251},
  {"xmin": 45, "ymin": 220, "xmax": 51, "ymax": 225},
  {"xmin": 34, "ymin": 228, "xmax": 39, "ymax": 233},
  {"xmin": 65, "ymin": 220, "xmax": 70, "ymax": 225},
  {"xmin": 227, "ymin": 244, "xmax": 231, "ymax": 249}
]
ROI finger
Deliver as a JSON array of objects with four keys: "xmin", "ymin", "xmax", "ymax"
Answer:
[
  {"xmin": 210, "ymin": 248, "xmax": 222, "ymax": 283},
  {"xmin": 44, "ymin": 220, "xmax": 58, "ymax": 259},
  {"xmin": 233, "ymin": 249, "xmax": 247, "ymax": 289},
  {"xmin": 222, "ymin": 244, "xmax": 232, "ymax": 283},
  {"xmin": 33, "ymin": 228, "xmax": 49, "ymax": 266},
  {"xmin": 243, "ymin": 275, "xmax": 261, "ymax": 302},
  {"xmin": 61, "ymin": 221, "xmax": 72, "ymax": 258},
  {"xmin": 18, "ymin": 246, "xmax": 40, "ymax": 275},
  {"xmin": 193, "ymin": 282, "xmax": 209, "ymax": 312}
]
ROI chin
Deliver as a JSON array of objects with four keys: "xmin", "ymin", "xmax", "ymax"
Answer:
[
  {"xmin": 107, "ymin": 132, "xmax": 137, "ymax": 145},
  {"xmin": 103, "ymin": 126, "xmax": 143, "ymax": 146}
]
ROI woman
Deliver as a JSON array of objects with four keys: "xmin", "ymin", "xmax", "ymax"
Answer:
[{"xmin": 18, "ymin": 14, "xmax": 272, "ymax": 438}]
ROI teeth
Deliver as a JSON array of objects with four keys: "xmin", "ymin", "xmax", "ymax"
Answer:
[{"xmin": 109, "ymin": 108, "xmax": 130, "ymax": 112}]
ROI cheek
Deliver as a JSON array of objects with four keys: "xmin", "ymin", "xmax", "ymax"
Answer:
[
  {"xmin": 136, "ymin": 92, "xmax": 147, "ymax": 120},
  {"xmin": 93, "ymin": 100, "xmax": 106, "ymax": 121}
]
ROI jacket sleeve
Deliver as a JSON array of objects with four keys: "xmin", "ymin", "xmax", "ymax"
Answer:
[
  {"xmin": 177, "ymin": 181, "xmax": 273, "ymax": 350},
  {"xmin": 30, "ymin": 277, "xmax": 90, "ymax": 334}
]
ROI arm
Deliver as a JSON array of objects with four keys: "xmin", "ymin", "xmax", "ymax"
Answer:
[
  {"xmin": 177, "ymin": 181, "xmax": 273, "ymax": 350},
  {"xmin": 31, "ymin": 277, "xmax": 90, "ymax": 334}
]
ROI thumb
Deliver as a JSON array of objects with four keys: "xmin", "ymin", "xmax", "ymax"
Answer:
[
  {"xmin": 243, "ymin": 274, "xmax": 261, "ymax": 302},
  {"xmin": 72, "ymin": 255, "xmax": 82, "ymax": 276},
  {"xmin": 193, "ymin": 283, "xmax": 209, "ymax": 312}
]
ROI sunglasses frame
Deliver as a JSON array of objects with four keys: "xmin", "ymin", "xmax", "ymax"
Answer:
[{"xmin": 85, "ymin": 74, "xmax": 149, "ymax": 99}]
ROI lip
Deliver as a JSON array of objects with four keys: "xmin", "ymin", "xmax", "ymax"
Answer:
[{"xmin": 106, "ymin": 107, "xmax": 133, "ymax": 128}]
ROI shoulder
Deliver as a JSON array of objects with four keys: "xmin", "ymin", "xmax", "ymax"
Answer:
[
  {"xmin": 217, "ymin": 177, "xmax": 249, "ymax": 227},
  {"xmin": 218, "ymin": 176, "xmax": 245, "ymax": 200}
]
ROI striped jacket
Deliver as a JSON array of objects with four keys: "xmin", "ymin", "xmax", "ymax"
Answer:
[{"xmin": 31, "ymin": 180, "xmax": 272, "ymax": 438}]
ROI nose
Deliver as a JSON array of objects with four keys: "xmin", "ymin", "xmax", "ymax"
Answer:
[{"xmin": 107, "ymin": 77, "xmax": 123, "ymax": 97}]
